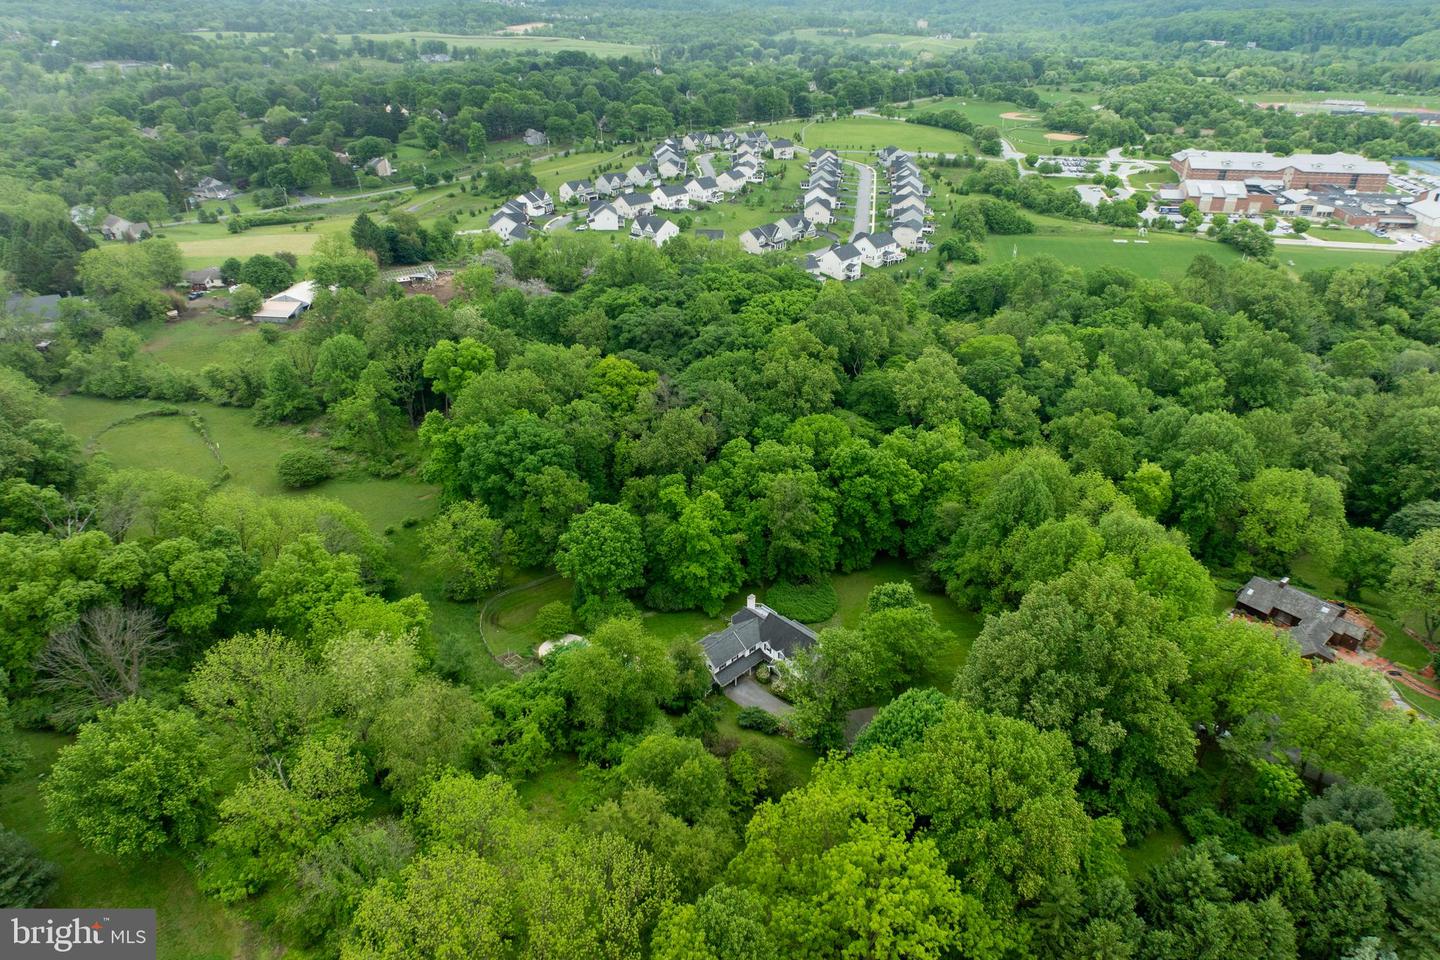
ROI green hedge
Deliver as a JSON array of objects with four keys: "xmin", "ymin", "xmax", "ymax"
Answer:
[
  {"xmin": 764, "ymin": 579, "xmax": 838, "ymax": 623},
  {"xmin": 736, "ymin": 707, "xmax": 781, "ymax": 734},
  {"xmin": 276, "ymin": 448, "xmax": 335, "ymax": 489}
]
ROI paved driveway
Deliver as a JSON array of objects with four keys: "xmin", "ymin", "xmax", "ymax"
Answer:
[
  {"xmin": 724, "ymin": 677, "xmax": 794, "ymax": 716},
  {"xmin": 696, "ymin": 152, "xmax": 717, "ymax": 178}
]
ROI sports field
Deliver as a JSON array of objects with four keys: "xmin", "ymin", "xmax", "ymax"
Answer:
[
  {"xmin": 769, "ymin": 116, "xmax": 974, "ymax": 156},
  {"xmin": 976, "ymin": 215, "xmax": 1406, "ymax": 278},
  {"xmin": 896, "ymin": 98, "xmax": 1091, "ymax": 153}
]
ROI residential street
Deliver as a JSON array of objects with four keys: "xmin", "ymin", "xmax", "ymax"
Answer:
[
  {"xmin": 695, "ymin": 152, "xmax": 717, "ymax": 178},
  {"xmin": 845, "ymin": 158, "xmax": 876, "ymax": 239}
]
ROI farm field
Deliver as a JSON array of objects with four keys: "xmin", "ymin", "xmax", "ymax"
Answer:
[
  {"xmin": 788, "ymin": 27, "xmax": 979, "ymax": 56},
  {"xmin": 770, "ymin": 115, "xmax": 974, "ymax": 156},
  {"xmin": 153, "ymin": 218, "xmax": 350, "ymax": 269},
  {"xmin": 192, "ymin": 29, "xmax": 648, "ymax": 59},
  {"xmin": 1248, "ymin": 89, "xmax": 1440, "ymax": 111},
  {"xmin": 353, "ymin": 31, "xmax": 649, "ymax": 58}
]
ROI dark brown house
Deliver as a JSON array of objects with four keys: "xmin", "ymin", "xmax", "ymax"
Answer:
[{"xmin": 1234, "ymin": 576, "xmax": 1369, "ymax": 661}]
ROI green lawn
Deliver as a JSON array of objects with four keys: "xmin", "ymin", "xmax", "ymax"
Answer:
[
  {"xmin": 1120, "ymin": 822, "xmax": 1185, "ymax": 880},
  {"xmin": 810, "ymin": 557, "xmax": 982, "ymax": 693},
  {"xmin": 138, "ymin": 313, "xmax": 274, "ymax": 372},
  {"xmin": 709, "ymin": 695, "xmax": 819, "ymax": 792},
  {"xmin": 681, "ymin": 159, "xmax": 812, "ymax": 239},
  {"xmin": 483, "ymin": 574, "xmax": 576, "ymax": 658},
  {"xmin": 1305, "ymin": 227, "xmax": 1395, "ymax": 245},
  {"xmin": 0, "ymin": 733, "xmax": 266, "ymax": 960},
  {"xmin": 768, "ymin": 116, "xmax": 974, "ymax": 156},
  {"xmin": 1276, "ymin": 244, "xmax": 1404, "ymax": 274},
  {"xmin": 472, "ymin": 554, "xmax": 980, "ymax": 695},
  {"xmin": 1395, "ymin": 684, "xmax": 1440, "ymax": 720}
]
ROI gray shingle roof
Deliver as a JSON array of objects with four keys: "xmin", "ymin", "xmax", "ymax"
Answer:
[
  {"xmin": 1235, "ymin": 576, "xmax": 1368, "ymax": 660},
  {"xmin": 732, "ymin": 605, "xmax": 817, "ymax": 658},
  {"xmin": 714, "ymin": 649, "xmax": 769, "ymax": 687}
]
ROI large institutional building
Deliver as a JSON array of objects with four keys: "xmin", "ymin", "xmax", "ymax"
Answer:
[{"xmin": 1170, "ymin": 149, "xmax": 1390, "ymax": 192}]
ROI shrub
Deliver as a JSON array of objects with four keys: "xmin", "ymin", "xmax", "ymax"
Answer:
[
  {"xmin": 0, "ymin": 827, "xmax": 59, "ymax": 907},
  {"xmin": 763, "ymin": 579, "xmax": 838, "ymax": 623},
  {"xmin": 736, "ymin": 707, "xmax": 781, "ymax": 734},
  {"xmin": 533, "ymin": 601, "xmax": 574, "ymax": 642},
  {"xmin": 276, "ymin": 448, "xmax": 335, "ymax": 489},
  {"xmin": 576, "ymin": 594, "xmax": 640, "ymax": 631}
]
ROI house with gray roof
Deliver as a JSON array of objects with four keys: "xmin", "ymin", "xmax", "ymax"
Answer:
[
  {"xmin": 595, "ymin": 172, "xmax": 628, "ymax": 196},
  {"xmin": 559, "ymin": 180, "xmax": 597, "ymax": 204},
  {"xmin": 613, "ymin": 191, "xmax": 655, "ymax": 219},
  {"xmin": 586, "ymin": 200, "xmax": 622, "ymax": 231},
  {"xmin": 1233, "ymin": 576, "xmax": 1370, "ymax": 661},
  {"xmin": 807, "ymin": 243, "xmax": 863, "ymax": 281},
  {"xmin": 630, "ymin": 215, "xmax": 679, "ymax": 247},
  {"xmin": 698, "ymin": 595, "xmax": 818, "ymax": 687},
  {"xmin": 99, "ymin": 215, "xmax": 150, "ymax": 242}
]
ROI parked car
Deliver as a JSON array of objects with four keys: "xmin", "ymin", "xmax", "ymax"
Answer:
[{"xmin": 186, "ymin": 291, "xmax": 204, "ymax": 301}]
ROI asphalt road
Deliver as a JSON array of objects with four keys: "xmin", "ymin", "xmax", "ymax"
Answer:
[
  {"xmin": 846, "ymin": 158, "xmax": 876, "ymax": 239},
  {"xmin": 696, "ymin": 152, "xmax": 717, "ymax": 178}
]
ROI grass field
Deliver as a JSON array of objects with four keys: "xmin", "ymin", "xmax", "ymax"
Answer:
[
  {"xmin": 138, "ymin": 312, "xmax": 274, "ymax": 371},
  {"xmin": 980, "ymin": 218, "xmax": 1243, "ymax": 277},
  {"xmin": 353, "ymin": 31, "xmax": 649, "ymax": 58},
  {"xmin": 1306, "ymin": 227, "xmax": 1395, "ymax": 245},
  {"xmin": 769, "ymin": 116, "xmax": 974, "ymax": 156},
  {"xmin": 1275, "ymin": 243, "xmax": 1404, "ymax": 274},
  {"xmin": 52, "ymin": 395, "xmax": 438, "ymax": 528},
  {"xmin": 154, "ymin": 219, "xmax": 350, "ymax": 269},
  {"xmin": 788, "ymin": 28, "xmax": 979, "ymax": 56},
  {"xmin": 1249, "ymin": 89, "xmax": 1440, "ymax": 111},
  {"xmin": 895, "ymin": 97, "xmax": 1091, "ymax": 154},
  {"xmin": 0, "ymin": 733, "xmax": 265, "ymax": 960}
]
